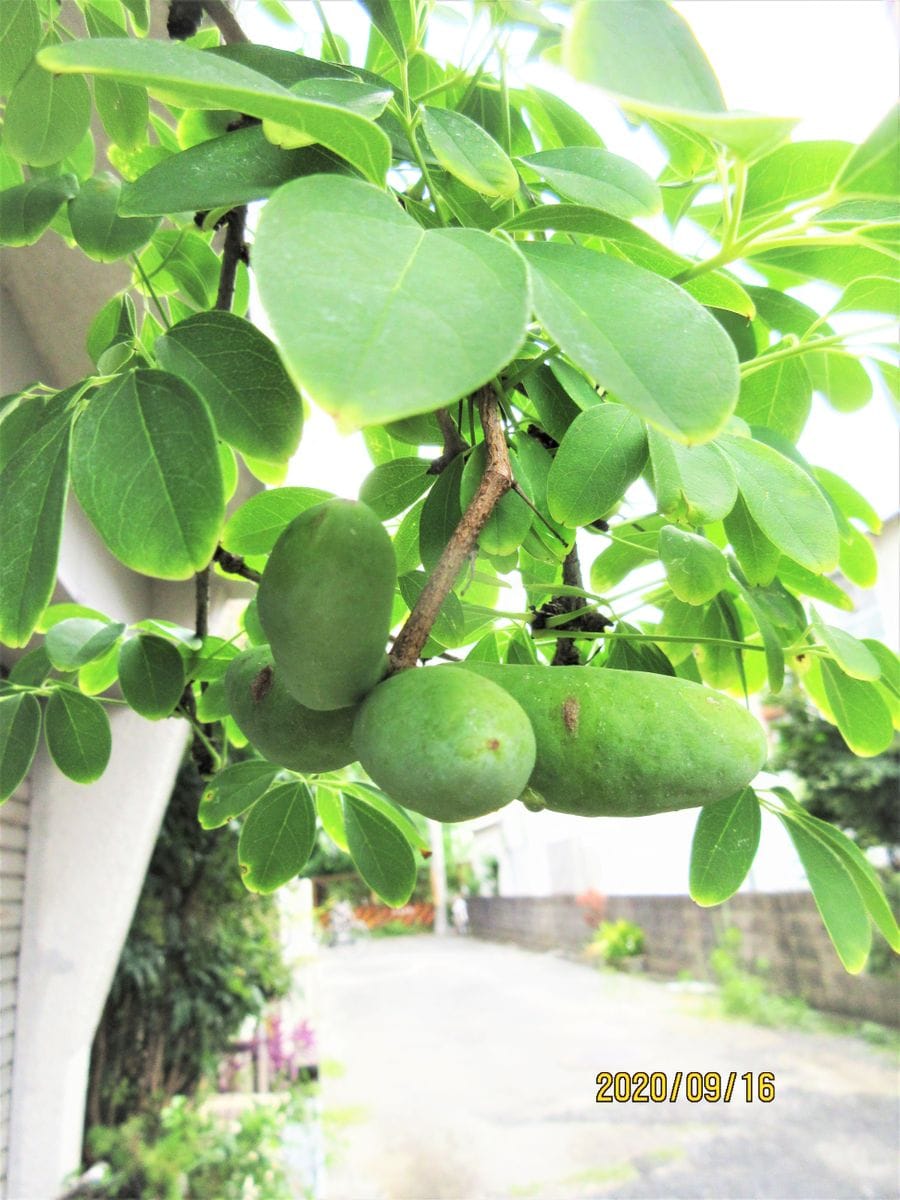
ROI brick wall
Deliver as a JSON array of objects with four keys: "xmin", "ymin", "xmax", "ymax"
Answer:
[{"xmin": 468, "ymin": 893, "xmax": 899, "ymax": 1028}]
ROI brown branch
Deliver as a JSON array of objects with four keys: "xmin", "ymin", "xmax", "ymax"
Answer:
[
  {"xmin": 200, "ymin": 0, "xmax": 249, "ymax": 43},
  {"xmin": 215, "ymin": 205, "xmax": 247, "ymax": 311},
  {"xmin": 213, "ymin": 545, "xmax": 262, "ymax": 583},
  {"xmin": 427, "ymin": 407, "xmax": 468, "ymax": 475},
  {"xmin": 389, "ymin": 388, "xmax": 513, "ymax": 672}
]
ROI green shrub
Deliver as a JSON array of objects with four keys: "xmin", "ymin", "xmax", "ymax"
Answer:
[{"xmin": 588, "ymin": 919, "xmax": 646, "ymax": 966}]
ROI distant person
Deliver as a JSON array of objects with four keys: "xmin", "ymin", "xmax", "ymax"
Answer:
[{"xmin": 451, "ymin": 893, "xmax": 469, "ymax": 936}]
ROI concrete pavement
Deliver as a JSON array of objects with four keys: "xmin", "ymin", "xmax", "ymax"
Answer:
[{"xmin": 315, "ymin": 936, "xmax": 898, "ymax": 1200}]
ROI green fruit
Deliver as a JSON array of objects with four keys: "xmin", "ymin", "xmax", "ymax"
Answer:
[
  {"xmin": 257, "ymin": 499, "xmax": 396, "ymax": 710},
  {"xmin": 353, "ymin": 667, "xmax": 536, "ymax": 822},
  {"xmin": 225, "ymin": 646, "xmax": 357, "ymax": 772},
  {"xmin": 456, "ymin": 663, "xmax": 767, "ymax": 817}
]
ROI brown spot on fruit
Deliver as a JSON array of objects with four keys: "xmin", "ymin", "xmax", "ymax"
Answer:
[
  {"xmin": 486, "ymin": 738, "xmax": 500, "ymax": 751},
  {"xmin": 562, "ymin": 697, "xmax": 580, "ymax": 735},
  {"xmin": 251, "ymin": 665, "xmax": 273, "ymax": 704}
]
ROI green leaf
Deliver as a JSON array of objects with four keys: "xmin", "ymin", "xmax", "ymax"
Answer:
[
  {"xmin": 83, "ymin": 2, "xmax": 149, "ymax": 151},
  {"xmin": 238, "ymin": 780, "xmax": 317, "ymax": 893},
  {"xmin": 398, "ymin": 570, "xmax": 464, "ymax": 648},
  {"xmin": 136, "ymin": 228, "xmax": 220, "ymax": 309},
  {"xmin": 659, "ymin": 525, "xmax": 728, "ymax": 605},
  {"xmin": 0, "ymin": 0, "xmax": 40, "ymax": 96},
  {"xmin": 222, "ymin": 487, "xmax": 333, "ymax": 556},
  {"xmin": 87, "ymin": 293, "xmax": 137, "ymax": 365},
  {"xmin": 9, "ymin": 646, "xmax": 51, "ymax": 688},
  {"xmin": 812, "ymin": 617, "xmax": 881, "ymax": 682},
  {"xmin": 359, "ymin": 457, "xmax": 432, "ymax": 520},
  {"xmin": 820, "ymin": 660, "xmax": 893, "ymax": 757},
  {"xmin": 737, "ymin": 585, "xmax": 784, "ymax": 695},
  {"xmin": 777, "ymin": 558, "xmax": 853, "ymax": 611},
  {"xmin": 70, "ymin": 370, "xmax": 225, "ymax": 580},
  {"xmin": 422, "ymin": 107, "xmax": 518, "ymax": 199},
  {"xmin": 777, "ymin": 812, "xmax": 871, "ymax": 974},
  {"xmin": 195, "ymin": 677, "xmax": 229, "ymax": 722},
  {"xmin": 805, "ymin": 351, "xmax": 873, "ymax": 414},
  {"xmin": 718, "ymin": 435, "xmax": 838, "ymax": 573},
  {"xmin": 359, "ymin": 0, "xmax": 409, "ymax": 62},
  {"xmin": 0, "ymin": 390, "xmax": 72, "ymax": 648},
  {"xmin": 522, "ymin": 242, "xmax": 739, "ymax": 444},
  {"xmin": 316, "ymin": 785, "xmax": 349, "ymax": 852},
  {"xmin": 723, "ymin": 493, "xmax": 779, "ymax": 587},
  {"xmin": 118, "ymin": 634, "xmax": 186, "ymax": 720},
  {"xmin": 589, "ymin": 525, "xmax": 661, "ymax": 592},
  {"xmin": 741, "ymin": 141, "xmax": 852, "ymax": 221},
  {"xmin": 563, "ymin": 0, "xmax": 796, "ymax": 160},
  {"xmin": 516, "ymin": 84, "xmax": 605, "ymax": 151},
  {"xmin": 519, "ymin": 148, "xmax": 660, "ymax": 218},
  {"xmin": 460, "ymin": 442, "xmax": 533, "ymax": 555},
  {"xmin": 834, "ymin": 104, "xmax": 899, "ymax": 199},
  {"xmin": 120, "ymin": 126, "xmax": 349, "ymax": 217},
  {"xmin": 4, "ymin": 52, "xmax": 91, "ymax": 167},
  {"xmin": 793, "ymin": 814, "xmax": 900, "ymax": 953},
  {"xmin": 44, "ymin": 686, "xmax": 112, "ymax": 785},
  {"xmin": 736, "ymin": 353, "xmax": 811, "ymax": 442},
  {"xmin": 78, "ymin": 644, "xmax": 121, "ymax": 697},
  {"xmin": 418, "ymin": 455, "xmax": 463, "ymax": 573},
  {"xmin": 0, "ymin": 174, "xmax": 80, "ymax": 247},
  {"xmin": 261, "ymin": 77, "xmax": 394, "ymax": 148},
  {"xmin": 606, "ymin": 622, "xmax": 674, "ymax": 676},
  {"xmin": 254, "ymin": 175, "xmax": 529, "ymax": 429},
  {"xmin": 45, "ymin": 618, "xmax": 125, "ymax": 670},
  {"xmin": 750, "ymin": 241, "xmax": 898, "ymax": 290},
  {"xmin": 689, "ymin": 787, "xmax": 761, "ymax": 906},
  {"xmin": 67, "ymin": 174, "xmax": 159, "ymax": 262},
  {"xmin": 155, "ymin": 312, "xmax": 302, "ymax": 463},
  {"xmin": 831, "ymin": 276, "xmax": 900, "ymax": 321},
  {"xmin": 198, "ymin": 760, "xmax": 281, "ymax": 830},
  {"xmin": 837, "ymin": 525, "xmax": 877, "ymax": 589},
  {"xmin": 342, "ymin": 793, "xmax": 417, "ymax": 906},
  {"xmin": 342, "ymin": 780, "xmax": 429, "ymax": 852},
  {"xmin": 0, "ymin": 693, "xmax": 41, "ymax": 803},
  {"xmin": 38, "ymin": 39, "xmax": 391, "ymax": 183},
  {"xmin": 523, "ymin": 364, "xmax": 581, "ymax": 443},
  {"xmin": 547, "ymin": 404, "xmax": 647, "ymax": 526},
  {"xmin": 647, "ymin": 429, "xmax": 737, "ymax": 524}
]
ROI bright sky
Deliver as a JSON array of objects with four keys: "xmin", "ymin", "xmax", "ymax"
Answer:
[{"xmin": 242, "ymin": 0, "xmax": 899, "ymax": 518}]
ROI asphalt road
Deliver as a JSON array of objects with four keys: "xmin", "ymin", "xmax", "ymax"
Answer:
[{"xmin": 315, "ymin": 936, "xmax": 899, "ymax": 1200}]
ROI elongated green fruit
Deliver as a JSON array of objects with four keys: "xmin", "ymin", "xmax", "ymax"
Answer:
[
  {"xmin": 257, "ymin": 499, "xmax": 396, "ymax": 710},
  {"xmin": 353, "ymin": 667, "xmax": 536, "ymax": 822},
  {"xmin": 225, "ymin": 647, "xmax": 357, "ymax": 773},
  {"xmin": 455, "ymin": 663, "xmax": 767, "ymax": 816}
]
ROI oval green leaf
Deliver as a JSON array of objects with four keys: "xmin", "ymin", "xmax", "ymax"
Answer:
[
  {"xmin": 316, "ymin": 785, "xmax": 349, "ymax": 852},
  {"xmin": 0, "ymin": 0, "xmax": 41, "ymax": 97},
  {"xmin": 547, "ymin": 403, "xmax": 647, "ymax": 525},
  {"xmin": 778, "ymin": 811, "xmax": 872, "ymax": 974},
  {"xmin": 519, "ymin": 147, "xmax": 660, "ymax": 218},
  {"xmin": 719, "ymin": 435, "xmax": 839, "ymax": 573},
  {"xmin": 648, "ymin": 429, "xmax": 737, "ymax": 524},
  {"xmin": 460, "ymin": 442, "xmax": 533, "ymax": 556},
  {"xmin": 522, "ymin": 242, "xmax": 739, "ymax": 444},
  {"xmin": 659, "ymin": 525, "xmax": 729, "ymax": 606},
  {"xmin": 67, "ymin": 174, "xmax": 159, "ymax": 262},
  {"xmin": 222, "ymin": 487, "xmax": 333, "ymax": 556},
  {"xmin": 0, "ymin": 174, "xmax": 80, "ymax": 247},
  {"xmin": 199, "ymin": 761, "xmax": 281, "ymax": 830},
  {"xmin": 118, "ymin": 634, "xmax": 186, "ymax": 720},
  {"xmin": 254, "ymin": 175, "xmax": 529, "ymax": 429},
  {"xmin": 38, "ymin": 38, "xmax": 390, "ymax": 183},
  {"xmin": 3, "ymin": 54, "xmax": 91, "ymax": 167},
  {"xmin": 342, "ymin": 792, "xmax": 417, "ymax": 907},
  {"xmin": 46, "ymin": 618, "xmax": 125, "ymax": 671},
  {"xmin": 736, "ymin": 353, "xmax": 812, "ymax": 442},
  {"xmin": 359, "ymin": 457, "xmax": 432, "ymax": 520},
  {"xmin": 422, "ymin": 106, "xmax": 519, "ymax": 199},
  {"xmin": 820, "ymin": 660, "xmax": 894, "ymax": 757},
  {"xmin": 238, "ymin": 780, "xmax": 317, "ymax": 893},
  {"xmin": 0, "ymin": 693, "xmax": 41, "ymax": 803},
  {"xmin": 70, "ymin": 370, "xmax": 224, "ymax": 580},
  {"xmin": 44, "ymin": 686, "xmax": 112, "ymax": 785},
  {"xmin": 155, "ymin": 311, "xmax": 303, "ymax": 462},
  {"xmin": 689, "ymin": 787, "xmax": 761, "ymax": 906},
  {"xmin": 0, "ymin": 390, "xmax": 73, "ymax": 647}
]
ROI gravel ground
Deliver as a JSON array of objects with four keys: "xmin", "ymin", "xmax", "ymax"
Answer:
[{"xmin": 315, "ymin": 936, "xmax": 899, "ymax": 1200}]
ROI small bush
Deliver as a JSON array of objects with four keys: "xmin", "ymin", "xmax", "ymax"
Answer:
[{"xmin": 587, "ymin": 919, "xmax": 645, "ymax": 966}]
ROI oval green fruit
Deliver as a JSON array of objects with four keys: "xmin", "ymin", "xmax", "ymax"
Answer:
[
  {"xmin": 257, "ymin": 498, "xmax": 396, "ymax": 710},
  {"xmin": 353, "ymin": 666, "xmax": 536, "ymax": 822},
  {"xmin": 456, "ymin": 663, "xmax": 767, "ymax": 817},
  {"xmin": 225, "ymin": 646, "xmax": 357, "ymax": 773}
]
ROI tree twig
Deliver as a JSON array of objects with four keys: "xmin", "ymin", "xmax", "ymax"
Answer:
[
  {"xmin": 389, "ymin": 388, "xmax": 513, "ymax": 672},
  {"xmin": 215, "ymin": 205, "xmax": 247, "ymax": 311},
  {"xmin": 200, "ymin": 0, "xmax": 249, "ymax": 44},
  {"xmin": 213, "ymin": 546, "xmax": 262, "ymax": 584},
  {"xmin": 427, "ymin": 408, "xmax": 469, "ymax": 475}
]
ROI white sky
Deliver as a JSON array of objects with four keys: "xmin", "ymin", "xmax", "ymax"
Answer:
[{"xmin": 242, "ymin": 0, "xmax": 899, "ymax": 517}]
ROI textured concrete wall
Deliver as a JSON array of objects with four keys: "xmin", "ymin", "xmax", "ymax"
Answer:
[{"xmin": 468, "ymin": 893, "xmax": 899, "ymax": 1027}]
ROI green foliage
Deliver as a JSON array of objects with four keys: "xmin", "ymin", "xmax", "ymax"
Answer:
[
  {"xmin": 709, "ymin": 928, "xmax": 819, "ymax": 1029},
  {"xmin": 83, "ymin": 1090, "xmax": 309, "ymax": 1200},
  {"xmin": 588, "ymin": 920, "xmax": 646, "ymax": 966},
  {"xmin": 86, "ymin": 761, "xmax": 290, "ymax": 1129},
  {"xmin": 0, "ymin": 0, "xmax": 897, "ymax": 973}
]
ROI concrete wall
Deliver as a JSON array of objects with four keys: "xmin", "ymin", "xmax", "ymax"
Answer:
[
  {"xmin": 468, "ymin": 893, "xmax": 899, "ymax": 1028},
  {"xmin": 0, "ymin": 783, "xmax": 30, "ymax": 1198}
]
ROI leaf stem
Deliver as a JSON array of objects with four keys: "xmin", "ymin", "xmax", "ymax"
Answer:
[
  {"xmin": 200, "ymin": 0, "xmax": 249, "ymax": 44},
  {"xmin": 311, "ymin": 0, "xmax": 344, "ymax": 62},
  {"xmin": 131, "ymin": 254, "xmax": 171, "ymax": 329}
]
